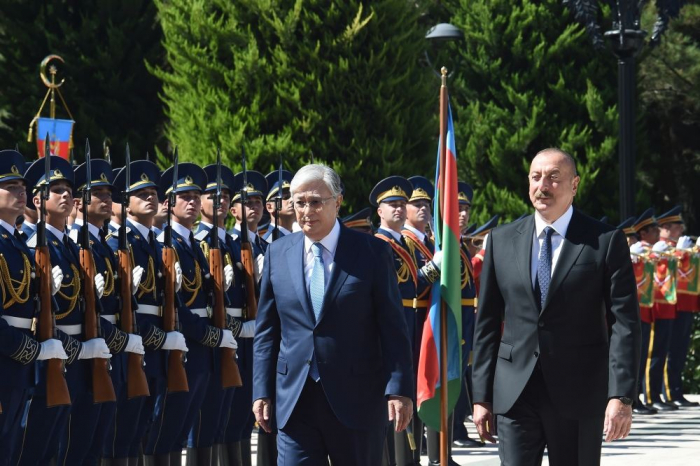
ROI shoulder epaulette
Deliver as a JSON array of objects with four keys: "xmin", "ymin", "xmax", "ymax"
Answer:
[
  {"xmin": 194, "ymin": 230, "xmax": 209, "ymax": 241},
  {"xmin": 156, "ymin": 231, "xmax": 165, "ymax": 243}
]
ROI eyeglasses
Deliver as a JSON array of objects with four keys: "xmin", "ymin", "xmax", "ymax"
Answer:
[{"xmin": 294, "ymin": 196, "xmax": 335, "ymax": 212}]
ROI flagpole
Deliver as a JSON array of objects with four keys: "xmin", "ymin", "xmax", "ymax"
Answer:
[{"xmin": 439, "ymin": 66, "xmax": 449, "ymax": 466}]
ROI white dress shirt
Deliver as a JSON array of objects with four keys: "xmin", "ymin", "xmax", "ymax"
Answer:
[
  {"xmin": 200, "ymin": 221, "xmax": 227, "ymax": 242},
  {"xmin": 403, "ymin": 224, "xmax": 426, "ymax": 242},
  {"xmin": 531, "ymin": 205, "xmax": 573, "ymax": 288},
  {"xmin": 172, "ymin": 221, "xmax": 193, "ymax": 247},
  {"xmin": 303, "ymin": 220, "xmax": 340, "ymax": 294},
  {"xmin": 0, "ymin": 219, "xmax": 17, "ymax": 236},
  {"xmin": 73, "ymin": 218, "xmax": 101, "ymax": 239},
  {"xmin": 130, "ymin": 220, "xmax": 153, "ymax": 242}
]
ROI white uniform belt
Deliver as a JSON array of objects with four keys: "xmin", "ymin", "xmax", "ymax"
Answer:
[
  {"xmin": 226, "ymin": 307, "xmax": 243, "ymax": 317},
  {"xmin": 102, "ymin": 315, "xmax": 117, "ymax": 324},
  {"xmin": 190, "ymin": 308, "xmax": 208, "ymax": 318},
  {"xmin": 57, "ymin": 324, "xmax": 83, "ymax": 335},
  {"xmin": 136, "ymin": 305, "xmax": 161, "ymax": 316},
  {"xmin": 1, "ymin": 315, "xmax": 33, "ymax": 329}
]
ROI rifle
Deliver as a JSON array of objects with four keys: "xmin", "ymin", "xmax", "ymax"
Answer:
[
  {"xmin": 36, "ymin": 133, "xmax": 71, "ymax": 407},
  {"xmin": 238, "ymin": 148, "xmax": 258, "ymax": 321},
  {"xmin": 210, "ymin": 149, "xmax": 242, "ymax": 388},
  {"xmin": 119, "ymin": 144, "xmax": 149, "ymax": 399},
  {"xmin": 79, "ymin": 139, "xmax": 117, "ymax": 403},
  {"xmin": 162, "ymin": 148, "xmax": 189, "ymax": 393}
]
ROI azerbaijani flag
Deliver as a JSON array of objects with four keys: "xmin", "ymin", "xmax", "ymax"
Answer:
[
  {"xmin": 36, "ymin": 117, "xmax": 74, "ymax": 160},
  {"xmin": 416, "ymin": 100, "xmax": 463, "ymax": 431}
]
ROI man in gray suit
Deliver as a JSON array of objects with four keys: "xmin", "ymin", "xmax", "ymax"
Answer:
[{"xmin": 472, "ymin": 148, "xmax": 641, "ymax": 466}]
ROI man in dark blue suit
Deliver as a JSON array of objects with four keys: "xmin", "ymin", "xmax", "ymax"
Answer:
[{"xmin": 253, "ymin": 164, "xmax": 414, "ymax": 465}]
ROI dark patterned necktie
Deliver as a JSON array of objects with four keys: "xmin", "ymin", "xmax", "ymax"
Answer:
[{"xmin": 536, "ymin": 227, "xmax": 554, "ymax": 309}]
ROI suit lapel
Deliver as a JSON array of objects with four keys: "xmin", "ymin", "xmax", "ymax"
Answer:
[
  {"xmin": 542, "ymin": 210, "xmax": 586, "ymax": 313},
  {"xmin": 285, "ymin": 234, "xmax": 314, "ymax": 323},
  {"xmin": 315, "ymin": 227, "xmax": 351, "ymax": 326},
  {"xmin": 512, "ymin": 215, "xmax": 539, "ymax": 312}
]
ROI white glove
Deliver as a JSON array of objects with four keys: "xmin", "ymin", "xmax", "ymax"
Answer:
[
  {"xmin": 131, "ymin": 266, "xmax": 145, "ymax": 295},
  {"xmin": 51, "ymin": 265, "xmax": 64, "ymax": 296},
  {"xmin": 219, "ymin": 329, "xmax": 238, "ymax": 349},
  {"xmin": 482, "ymin": 233, "xmax": 489, "ymax": 251},
  {"xmin": 629, "ymin": 242, "xmax": 645, "ymax": 256},
  {"xmin": 224, "ymin": 264, "xmax": 234, "ymax": 291},
  {"xmin": 254, "ymin": 254, "xmax": 264, "ymax": 283},
  {"xmin": 163, "ymin": 331, "xmax": 188, "ymax": 352},
  {"xmin": 125, "ymin": 334, "xmax": 145, "ymax": 355},
  {"xmin": 94, "ymin": 273, "xmax": 105, "ymax": 299},
  {"xmin": 37, "ymin": 339, "xmax": 68, "ymax": 360},
  {"xmin": 432, "ymin": 250, "xmax": 443, "ymax": 270},
  {"xmin": 239, "ymin": 320, "xmax": 256, "ymax": 339},
  {"xmin": 652, "ymin": 241, "xmax": 669, "ymax": 253},
  {"xmin": 78, "ymin": 338, "xmax": 112, "ymax": 360},
  {"xmin": 174, "ymin": 261, "xmax": 183, "ymax": 292},
  {"xmin": 677, "ymin": 236, "xmax": 693, "ymax": 250}
]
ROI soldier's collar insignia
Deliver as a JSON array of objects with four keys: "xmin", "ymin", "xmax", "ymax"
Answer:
[{"xmin": 52, "ymin": 240, "xmax": 59, "ymax": 246}]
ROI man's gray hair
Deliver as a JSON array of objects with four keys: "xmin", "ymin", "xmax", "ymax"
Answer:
[{"xmin": 290, "ymin": 164, "xmax": 343, "ymax": 198}]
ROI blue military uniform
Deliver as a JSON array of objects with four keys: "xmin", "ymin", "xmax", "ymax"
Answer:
[
  {"xmin": 261, "ymin": 169, "xmax": 293, "ymax": 243},
  {"xmin": 66, "ymin": 160, "xmax": 137, "ymax": 464},
  {"xmin": 187, "ymin": 164, "xmax": 247, "ymax": 463},
  {"xmin": 146, "ymin": 163, "xmax": 226, "ymax": 459},
  {"xmin": 106, "ymin": 161, "xmax": 169, "ymax": 462},
  {"xmin": 225, "ymin": 170, "xmax": 268, "ymax": 466},
  {"xmin": 0, "ymin": 151, "xmax": 42, "ymax": 466},
  {"xmin": 370, "ymin": 176, "xmax": 440, "ymax": 466},
  {"xmin": 16, "ymin": 156, "xmax": 92, "ymax": 465}
]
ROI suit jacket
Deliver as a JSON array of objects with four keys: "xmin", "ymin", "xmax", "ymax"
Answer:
[
  {"xmin": 472, "ymin": 209, "xmax": 641, "ymax": 420},
  {"xmin": 253, "ymin": 225, "xmax": 414, "ymax": 430}
]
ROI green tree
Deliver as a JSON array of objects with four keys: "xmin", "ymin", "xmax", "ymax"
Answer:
[
  {"xmin": 436, "ymin": 0, "xmax": 619, "ymax": 226},
  {"xmin": 0, "ymin": 0, "xmax": 165, "ymax": 165},
  {"xmin": 638, "ymin": 3, "xmax": 700, "ymax": 232},
  {"xmin": 150, "ymin": 0, "xmax": 436, "ymax": 212}
]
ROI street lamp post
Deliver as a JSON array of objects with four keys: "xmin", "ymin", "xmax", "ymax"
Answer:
[
  {"xmin": 567, "ymin": 0, "xmax": 686, "ymax": 220},
  {"xmin": 424, "ymin": 23, "xmax": 463, "ymax": 78}
]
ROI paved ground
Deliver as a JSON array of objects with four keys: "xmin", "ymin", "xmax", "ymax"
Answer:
[{"xmin": 210, "ymin": 395, "xmax": 700, "ymax": 465}]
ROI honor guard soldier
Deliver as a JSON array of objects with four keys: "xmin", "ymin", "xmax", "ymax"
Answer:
[
  {"xmin": 660, "ymin": 208, "xmax": 700, "ymax": 407},
  {"xmin": 341, "ymin": 207, "xmax": 374, "ymax": 234},
  {"xmin": 467, "ymin": 215, "xmax": 499, "ymax": 295},
  {"xmin": 631, "ymin": 209, "xmax": 664, "ymax": 411},
  {"xmin": 19, "ymin": 162, "xmax": 38, "ymax": 238},
  {"xmin": 145, "ymin": 162, "xmax": 237, "ymax": 463},
  {"xmin": 225, "ymin": 169, "xmax": 268, "ymax": 466},
  {"xmin": 370, "ymin": 176, "xmax": 441, "ymax": 466},
  {"xmin": 188, "ymin": 163, "xmax": 245, "ymax": 464},
  {"xmin": 107, "ymin": 160, "xmax": 189, "ymax": 465},
  {"xmin": 17, "ymin": 156, "xmax": 112, "ymax": 466},
  {"xmin": 450, "ymin": 182, "xmax": 485, "ymax": 451},
  {"xmin": 69, "ymin": 159, "xmax": 147, "ymax": 464},
  {"xmin": 620, "ymin": 215, "xmax": 655, "ymax": 415},
  {"xmin": 263, "ymin": 169, "xmax": 295, "ymax": 242},
  {"xmin": 643, "ymin": 206, "xmax": 680, "ymax": 411},
  {"xmin": 0, "ymin": 150, "xmax": 68, "ymax": 466}
]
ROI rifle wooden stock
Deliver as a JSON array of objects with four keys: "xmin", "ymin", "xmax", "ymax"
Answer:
[
  {"xmin": 210, "ymin": 248, "xmax": 243, "ymax": 388},
  {"xmin": 81, "ymin": 248, "xmax": 117, "ymax": 403},
  {"xmin": 162, "ymin": 246, "xmax": 189, "ymax": 393},
  {"xmin": 118, "ymin": 249, "xmax": 150, "ymax": 399},
  {"xmin": 240, "ymin": 242, "xmax": 258, "ymax": 320},
  {"xmin": 36, "ymin": 244, "xmax": 71, "ymax": 407}
]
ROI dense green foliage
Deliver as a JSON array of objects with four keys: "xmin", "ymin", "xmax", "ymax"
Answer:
[
  {"xmin": 436, "ymin": 0, "xmax": 619, "ymax": 225},
  {"xmin": 150, "ymin": 0, "xmax": 436, "ymax": 211},
  {"xmin": 0, "ymin": 0, "xmax": 165, "ymax": 165}
]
